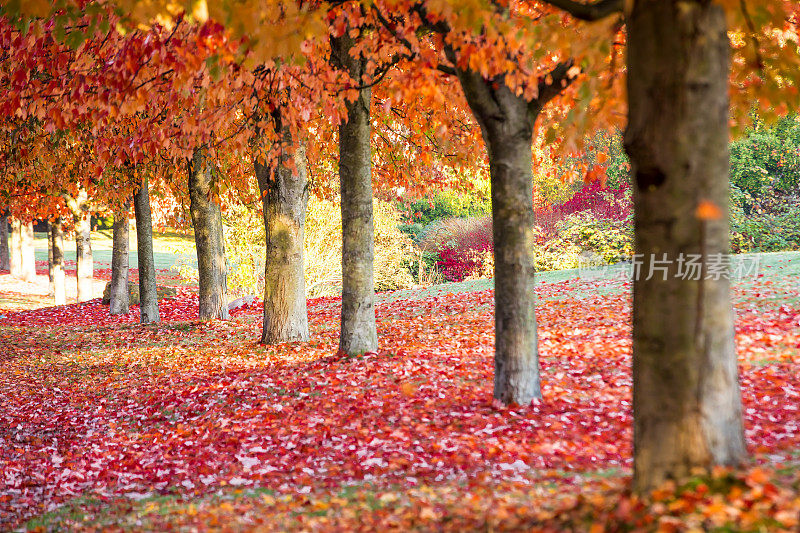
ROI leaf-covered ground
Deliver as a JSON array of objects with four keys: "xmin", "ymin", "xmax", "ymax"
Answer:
[{"xmin": 1, "ymin": 256, "xmax": 799, "ymax": 531}]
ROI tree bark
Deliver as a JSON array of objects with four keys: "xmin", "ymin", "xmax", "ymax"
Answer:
[
  {"xmin": 75, "ymin": 211, "xmax": 93, "ymax": 301},
  {"xmin": 454, "ymin": 70, "xmax": 541, "ymax": 404},
  {"xmin": 48, "ymin": 222, "xmax": 55, "ymax": 295},
  {"xmin": 109, "ymin": 204, "xmax": 131, "ymax": 315},
  {"xmin": 624, "ymin": 0, "xmax": 746, "ymax": 492},
  {"xmin": 188, "ymin": 147, "xmax": 229, "ymax": 321},
  {"xmin": 9, "ymin": 218, "xmax": 21, "ymax": 277},
  {"xmin": 331, "ymin": 32, "xmax": 378, "ymax": 356},
  {"xmin": 50, "ymin": 218, "xmax": 66, "ymax": 305},
  {"xmin": 133, "ymin": 175, "xmax": 160, "ymax": 324},
  {"xmin": 18, "ymin": 221, "xmax": 36, "ymax": 283},
  {"xmin": 0, "ymin": 214, "xmax": 9, "ymax": 271},
  {"xmin": 254, "ymin": 122, "xmax": 309, "ymax": 344}
]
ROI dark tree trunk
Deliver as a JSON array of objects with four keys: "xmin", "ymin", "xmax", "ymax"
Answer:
[
  {"xmin": 75, "ymin": 211, "xmax": 93, "ymax": 301},
  {"xmin": 188, "ymin": 147, "xmax": 229, "ymax": 321},
  {"xmin": 254, "ymin": 122, "xmax": 309, "ymax": 344},
  {"xmin": 331, "ymin": 32, "xmax": 378, "ymax": 356},
  {"xmin": 624, "ymin": 0, "xmax": 746, "ymax": 492},
  {"xmin": 48, "ymin": 222, "xmax": 55, "ymax": 296},
  {"xmin": 50, "ymin": 218, "xmax": 66, "ymax": 305},
  {"xmin": 9, "ymin": 218, "xmax": 20, "ymax": 277},
  {"xmin": 19, "ymin": 220, "xmax": 36, "ymax": 282},
  {"xmin": 133, "ymin": 175, "xmax": 160, "ymax": 324},
  {"xmin": 0, "ymin": 214, "xmax": 9, "ymax": 271},
  {"xmin": 454, "ymin": 70, "xmax": 542, "ymax": 404},
  {"xmin": 109, "ymin": 204, "xmax": 130, "ymax": 315}
]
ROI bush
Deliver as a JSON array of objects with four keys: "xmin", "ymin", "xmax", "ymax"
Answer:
[
  {"xmin": 730, "ymin": 188, "xmax": 800, "ymax": 253},
  {"xmin": 535, "ymin": 181, "xmax": 632, "ymax": 242},
  {"xmin": 730, "ymin": 116, "xmax": 800, "ymax": 208},
  {"xmin": 221, "ymin": 197, "xmax": 416, "ymax": 298},
  {"xmin": 396, "ymin": 187, "xmax": 490, "ymax": 229},
  {"xmin": 417, "ymin": 217, "xmax": 492, "ymax": 282},
  {"xmin": 535, "ymin": 212, "xmax": 633, "ymax": 271}
]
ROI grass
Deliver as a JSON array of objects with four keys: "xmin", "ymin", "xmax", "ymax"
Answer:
[{"xmin": 32, "ymin": 228, "xmax": 196, "ymax": 272}]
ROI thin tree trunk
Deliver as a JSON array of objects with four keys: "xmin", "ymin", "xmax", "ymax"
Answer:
[
  {"xmin": 19, "ymin": 221, "xmax": 36, "ymax": 282},
  {"xmin": 0, "ymin": 214, "xmax": 9, "ymax": 271},
  {"xmin": 331, "ymin": 32, "xmax": 378, "ymax": 356},
  {"xmin": 254, "ymin": 121, "xmax": 309, "ymax": 344},
  {"xmin": 188, "ymin": 147, "xmax": 229, "ymax": 321},
  {"xmin": 50, "ymin": 218, "xmax": 66, "ymax": 305},
  {"xmin": 454, "ymin": 70, "xmax": 541, "ymax": 404},
  {"xmin": 624, "ymin": 0, "xmax": 746, "ymax": 492},
  {"xmin": 133, "ymin": 175, "xmax": 160, "ymax": 324},
  {"xmin": 75, "ymin": 211, "xmax": 93, "ymax": 301},
  {"xmin": 48, "ymin": 222, "xmax": 55, "ymax": 295},
  {"xmin": 109, "ymin": 204, "xmax": 130, "ymax": 315},
  {"xmin": 9, "ymin": 218, "xmax": 20, "ymax": 277}
]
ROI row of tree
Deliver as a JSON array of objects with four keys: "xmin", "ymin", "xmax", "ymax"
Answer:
[{"xmin": 1, "ymin": 0, "xmax": 798, "ymax": 492}]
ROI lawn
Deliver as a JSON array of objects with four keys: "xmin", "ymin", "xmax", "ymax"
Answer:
[
  {"xmin": 32, "ymin": 228, "xmax": 197, "ymax": 273},
  {"xmin": 1, "ymin": 252, "xmax": 799, "ymax": 530}
]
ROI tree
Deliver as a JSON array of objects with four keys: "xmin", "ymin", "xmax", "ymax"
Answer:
[
  {"xmin": 0, "ymin": 212, "xmax": 8, "ymax": 271},
  {"xmin": 109, "ymin": 201, "xmax": 131, "ymax": 315},
  {"xmin": 254, "ymin": 120, "xmax": 309, "ymax": 343},
  {"xmin": 330, "ymin": 25, "xmax": 379, "ymax": 356},
  {"xmin": 188, "ymin": 147, "xmax": 230, "ymax": 321},
  {"xmin": 65, "ymin": 190, "xmax": 94, "ymax": 302},
  {"xmin": 10, "ymin": 219, "xmax": 36, "ymax": 282},
  {"xmin": 49, "ymin": 217, "xmax": 66, "ymax": 305},
  {"xmin": 133, "ymin": 174, "xmax": 160, "ymax": 324},
  {"xmin": 623, "ymin": 0, "xmax": 747, "ymax": 493},
  {"xmin": 538, "ymin": 0, "xmax": 800, "ymax": 491}
]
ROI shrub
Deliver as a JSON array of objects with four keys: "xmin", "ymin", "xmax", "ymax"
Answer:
[
  {"xmin": 535, "ymin": 181, "xmax": 632, "ymax": 242},
  {"xmin": 396, "ymin": 186, "xmax": 490, "ymax": 228},
  {"xmin": 730, "ymin": 115, "xmax": 800, "ymax": 207},
  {"xmin": 535, "ymin": 211, "xmax": 633, "ymax": 271},
  {"xmin": 417, "ymin": 217, "xmax": 492, "ymax": 282}
]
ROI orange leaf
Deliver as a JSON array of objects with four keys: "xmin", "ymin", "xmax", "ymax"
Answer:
[{"xmin": 695, "ymin": 200, "xmax": 723, "ymax": 220}]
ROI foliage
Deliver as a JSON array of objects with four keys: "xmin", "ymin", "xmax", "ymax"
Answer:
[
  {"xmin": 730, "ymin": 187, "xmax": 800, "ymax": 253},
  {"xmin": 222, "ymin": 202, "xmax": 265, "ymax": 297},
  {"xmin": 2, "ymin": 262, "xmax": 800, "ymax": 529},
  {"xmin": 397, "ymin": 186, "xmax": 490, "ymax": 230},
  {"xmin": 535, "ymin": 211, "xmax": 633, "ymax": 271},
  {"xmin": 535, "ymin": 181, "xmax": 632, "ymax": 243},
  {"xmin": 417, "ymin": 217, "xmax": 492, "ymax": 282},
  {"xmin": 221, "ymin": 197, "xmax": 415, "ymax": 298},
  {"xmin": 730, "ymin": 115, "xmax": 800, "ymax": 207}
]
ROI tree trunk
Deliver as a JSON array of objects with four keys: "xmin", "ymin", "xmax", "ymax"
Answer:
[
  {"xmin": 624, "ymin": 0, "xmax": 746, "ymax": 492},
  {"xmin": 9, "ymin": 218, "xmax": 21, "ymax": 277},
  {"xmin": 188, "ymin": 147, "xmax": 229, "ymax": 321},
  {"xmin": 254, "ymin": 123, "xmax": 309, "ymax": 344},
  {"xmin": 109, "ymin": 204, "xmax": 130, "ymax": 315},
  {"xmin": 0, "ymin": 214, "xmax": 9, "ymax": 271},
  {"xmin": 75, "ymin": 211, "xmax": 93, "ymax": 301},
  {"xmin": 133, "ymin": 175, "xmax": 160, "ymax": 324},
  {"xmin": 455, "ymin": 70, "xmax": 541, "ymax": 404},
  {"xmin": 48, "ymin": 222, "xmax": 55, "ymax": 295},
  {"xmin": 50, "ymin": 218, "xmax": 66, "ymax": 305},
  {"xmin": 18, "ymin": 221, "xmax": 36, "ymax": 282},
  {"xmin": 331, "ymin": 32, "xmax": 378, "ymax": 356}
]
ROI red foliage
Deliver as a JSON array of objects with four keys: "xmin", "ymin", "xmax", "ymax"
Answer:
[
  {"xmin": 534, "ymin": 181, "xmax": 632, "ymax": 241},
  {"xmin": 1, "ymin": 271, "xmax": 799, "ymax": 528},
  {"xmin": 435, "ymin": 182, "xmax": 632, "ymax": 282}
]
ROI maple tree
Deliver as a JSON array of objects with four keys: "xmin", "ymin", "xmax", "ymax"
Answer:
[
  {"xmin": 538, "ymin": 0, "xmax": 800, "ymax": 491},
  {"xmin": 3, "ymin": 0, "xmax": 800, "ymax": 505},
  {"xmin": 0, "ymin": 214, "xmax": 9, "ymax": 271}
]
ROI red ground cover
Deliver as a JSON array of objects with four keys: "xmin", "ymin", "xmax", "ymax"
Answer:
[{"xmin": 0, "ymin": 275, "xmax": 798, "ymax": 529}]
